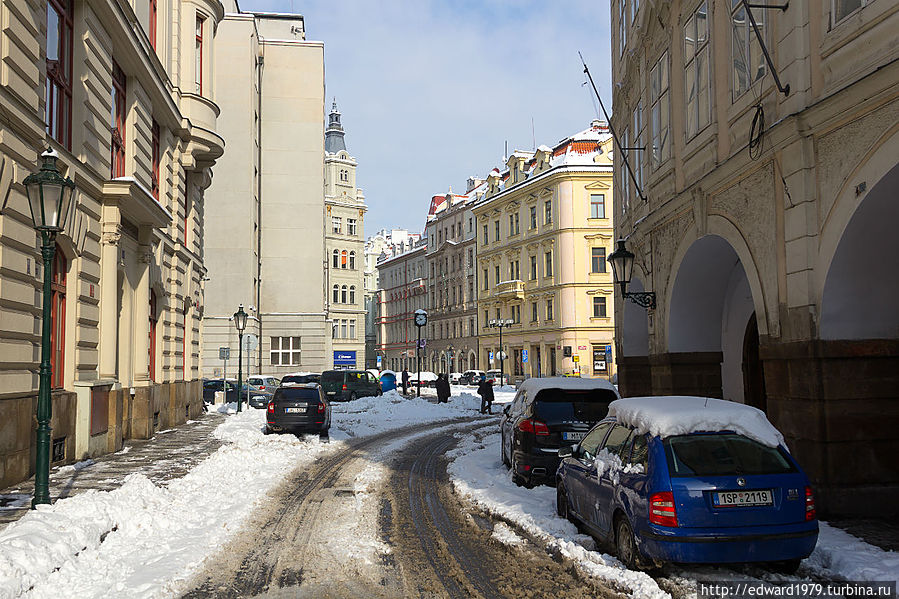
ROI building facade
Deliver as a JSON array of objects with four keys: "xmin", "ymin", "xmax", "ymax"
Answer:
[
  {"xmin": 324, "ymin": 101, "xmax": 366, "ymax": 370},
  {"xmin": 376, "ymin": 243, "xmax": 427, "ymax": 373},
  {"xmin": 423, "ymin": 186, "xmax": 482, "ymax": 374},
  {"xmin": 0, "ymin": 0, "xmax": 223, "ymax": 487},
  {"xmin": 203, "ymin": 7, "xmax": 328, "ymax": 378},
  {"xmin": 473, "ymin": 121, "xmax": 617, "ymax": 382},
  {"xmin": 610, "ymin": 0, "xmax": 899, "ymax": 516}
]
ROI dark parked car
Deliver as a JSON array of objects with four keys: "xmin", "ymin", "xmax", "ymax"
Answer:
[
  {"xmin": 281, "ymin": 373, "xmax": 320, "ymax": 385},
  {"xmin": 500, "ymin": 377, "xmax": 620, "ymax": 487},
  {"xmin": 248, "ymin": 392, "xmax": 273, "ymax": 409},
  {"xmin": 265, "ymin": 383, "xmax": 330, "ymax": 436},
  {"xmin": 555, "ymin": 397, "xmax": 818, "ymax": 573},
  {"xmin": 320, "ymin": 370, "xmax": 381, "ymax": 401},
  {"xmin": 202, "ymin": 379, "xmax": 239, "ymax": 404}
]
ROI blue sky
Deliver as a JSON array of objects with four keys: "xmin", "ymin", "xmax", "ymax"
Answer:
[{"xmin": 240, "ymin": 0, "xmax": 613, "ymax": 234}]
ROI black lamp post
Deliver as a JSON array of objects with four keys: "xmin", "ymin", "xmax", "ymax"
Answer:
[
  {"xmin": 23, "ymin": 148, "xmax": 76, "ymax": 508},
  {"xmin": 233, "ymin": 304, "xmax": 248, "ymax": 412},
  {"xmin": 488, "ymin": 318, "xmax": 513, "ymax": 384},
  {"xmin": 608, "ymin": 238, "xmax": 656, "ymax": 309}
]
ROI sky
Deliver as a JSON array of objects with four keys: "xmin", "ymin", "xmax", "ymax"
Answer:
[{"xmin": 240, "ymin": 0, "xmax": 614, "ymax": 235}]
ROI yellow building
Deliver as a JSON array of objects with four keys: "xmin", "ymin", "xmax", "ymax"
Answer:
[{"xmin": 473, "ymin": 121, "xmax": 616, "ymax": 381}]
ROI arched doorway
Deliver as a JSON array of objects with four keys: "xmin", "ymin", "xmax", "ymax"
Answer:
[{"xmin": 741, "ymin": 313, "xmax": 766, "ymax": 412}]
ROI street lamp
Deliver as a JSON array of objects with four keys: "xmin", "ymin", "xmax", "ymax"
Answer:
[
  {"xmin": 23, "ymin": 148, "xmax": 76, "ymax": 508},
  {"xmin": 232, "ymin": 304, "xmax": 248, "ymax": 412},
  {"xmin": 608, "ymin": 238, "xmax": 656, "ymax": 309},
  {"xmin": 414, "ymin": 309, "xmax": 427, "ymax": 398},
  {"xmin": 488, "ymin": 318, "xmax": 513, "ymax": 385}
]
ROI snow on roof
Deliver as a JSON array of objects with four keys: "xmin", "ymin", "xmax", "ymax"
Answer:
[
  {"xmin": 536, "ymin": 144, "xmax": 552, "ymax": 153},
  {"xmin": 517, "ymin": 376, "xmax": 620, "ymax": 396},
  {"xmin": 608, "ymin": 396, "xmax": 786, "ymax": 448}
]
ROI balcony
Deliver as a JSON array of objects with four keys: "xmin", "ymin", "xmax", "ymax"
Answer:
[{"xmin": 495, "ymin": 280, "xmax": 524, "ymax": 300}]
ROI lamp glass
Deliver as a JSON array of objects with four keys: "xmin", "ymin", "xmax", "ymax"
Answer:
[
  {"xmin": 233, "ymin": 306, "xmax": 248, "ymax": 332},
  {"xmin": 608, "ymin": 239, "xmax": 635, "ymax": 289},
  {"xmin": 23, "ymin": 149, "xmax": 75, "ymax": 231}
]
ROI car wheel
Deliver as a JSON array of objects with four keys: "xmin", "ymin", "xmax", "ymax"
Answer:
[
  {"xmin": 501, "ymin": 434, "xmax": 510, "ymax": 466},
  {"xmin": 770, "ymin": 559, "xmax": 801, "ymax": 575},
  {"xmin": 349, "ymin": 392, "xmax": 357, "ymax": 401},
  {"xmin": 615, "ymin": 517, "xmax": 640, "ymax": 571},
  {"xmin": 510, "ymin": 456, "xmax": 531, "ymax": 488}
]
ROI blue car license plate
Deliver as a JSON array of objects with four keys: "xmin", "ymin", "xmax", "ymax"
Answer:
[{"xmin": 285, "ymin": 405, "xmax": 306, "ymax": 413}]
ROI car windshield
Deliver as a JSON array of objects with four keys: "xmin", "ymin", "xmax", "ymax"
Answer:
[
  {"xmin": 533, "ymin": 389, "xmax": 616, "ymax": 423},
  {"xmin": 664, "ymin": 433, "xmax": 796, "ymax": 477},
  {"xmin": 276, "ymin": 388, "xmax": 319, "ymax": 400}
]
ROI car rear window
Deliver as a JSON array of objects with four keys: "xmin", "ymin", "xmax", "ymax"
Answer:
[
  {"xmin": 321, "ymin": 372, "xmax": 344, "ymax": 383},
  {"xmin": 664, "ymin": 433, "xmax": 795, "ymax": 477},
  {"xmin": 282, "ymin": 375, "xmax": 316, "ymax": 384},
  {"xmin": 275, "ymin": 388, "xmax": 320, "ymax": 400},
  {"xmin": 533, "ymin": 389, "xmax": 616, "ymax": 423}
]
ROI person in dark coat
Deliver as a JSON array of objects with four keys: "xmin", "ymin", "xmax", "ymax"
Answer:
[
  {"xmin": 401, "ymin": 369, "xmax": 409, "ymax": 395},
  {"xmin": 435, "ymin": 373, "xmax": 451, "ymax": 404},
  {"xmin": 476, "ymin": 375, "xmax": 494, "ymax": 414}
]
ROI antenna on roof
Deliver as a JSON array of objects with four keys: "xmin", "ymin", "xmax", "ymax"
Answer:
[
  {"xmin": 531, "ymin": 117, "xmax": 536, "ymax": 150},
  {"xmin": 503, "ymin": 140, "xmax": 508, "ymax": 163}
]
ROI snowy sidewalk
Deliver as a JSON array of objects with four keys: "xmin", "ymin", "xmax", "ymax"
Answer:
[{"xmin": 0, "ymin": 411, "xmax": 226, "ymax": 530}]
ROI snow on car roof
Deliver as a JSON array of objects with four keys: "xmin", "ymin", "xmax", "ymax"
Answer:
[
  {"xmin": 608, "ymin": 396, "xmax": 786, "ymax": 448},
  {"xmin": 517, "ymin": 376, "xmax": 619, "ymax": 396}
]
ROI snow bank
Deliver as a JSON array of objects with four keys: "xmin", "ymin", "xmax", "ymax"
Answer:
[
  {"xmin": 805, "ymin": 523, "xmax": 899, "ymax": 587},
  {"xmin": 608, "ymin": 396, "xmax": 785, "ymax": 448}
]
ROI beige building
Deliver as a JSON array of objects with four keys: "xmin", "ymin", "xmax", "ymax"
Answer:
[
  {"xmin": 203, "ymin": 7, "xmax": 328, "ymax": 378},
  {"xmin": 376, "ymin": 243, "xmax": 428, "ymax": 373},
  {"xmin": 0, "ymin": 0, "xmax": 223, "ymax": 487},
  {"xmin": 473, "ymin": 121, "xmax": 617, "ymax": 382},
  {"xmin": 324, "ymin": 101, "xmax": 366, "ymax": 369},
  {"xmin": 424, "ymin": 184, "xmax": 483, "ymax": 374},
  {"xmin": 610, "ymin": 0, "xmax": 899, "ymax": 516}
]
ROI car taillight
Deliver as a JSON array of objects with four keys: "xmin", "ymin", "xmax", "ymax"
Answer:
[
  {"xmin": 805, "ymin": 486, "xmax": 816, "ymax": 521},
  {"xmin": 267, "ymin": 401, "xmax": 275, "ymax": 414},
  {"xmin": 649, "ymin": 492, "xmax": 678, "ymax": 527},
  {"xmin": 317, "ymin": 402, "xmax": 325, "ymax": 413},
  {"xmin": 342, "ymin": 383, "xmax": 347, "ymax": 391},
  {"xmin": 518, "ymin": 419, "xmax": 550, "ymax": 436}
]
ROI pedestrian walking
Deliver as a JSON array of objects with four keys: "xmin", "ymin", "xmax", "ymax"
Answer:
[
  {"xmin": 476, "ymin": 375, "xmax": 494, "ymax": 414},
  {"xmin": 401, "ymin": 369, "xmax": 410, "ymax": 395},
  {"xmin": 436, "ymin": 373, "xmax": 451, "ymax": 404}
]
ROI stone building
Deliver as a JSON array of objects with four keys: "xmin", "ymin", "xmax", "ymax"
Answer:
[
  {"xmin": 472, "ymin": 121, "xmax": 617, "ymax": 382},
  {"xmin": 610, "ymin": 0, "xmax": 898, "ymax": 516},
  {"xmin": 0, "ymin": 0, "xmax": 222, "ymax": 487},
  {"xmin": 324, "ymin": 100, "xmax": 366, "ymax": 370},
  {"xmin": 376, "ymin": 242, "xmax": 427, "ymax": 373},
  {"xmin": 423, "ymin": 182, "xmax": 484, "ymax": 374},
  {"xmin": 202, "ymin": 7, "xmax": 328, "ymax": 378}
]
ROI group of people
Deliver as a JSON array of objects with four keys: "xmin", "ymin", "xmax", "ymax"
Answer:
[{"xmin": 399, "ymin": 369, "xmax": 494, "ymax": 414}]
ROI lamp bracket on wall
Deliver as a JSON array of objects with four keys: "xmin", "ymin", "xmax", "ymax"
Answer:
[
  {"xmin": 624, "ymin": 291, "xmax": 657, "ymax": 310},
  {"xmin": 741, "ymin": 0, "xmax": 790, "ymax": 96}
]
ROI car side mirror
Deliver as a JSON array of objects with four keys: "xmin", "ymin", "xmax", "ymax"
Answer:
[{"xmin": 558, "ymin": 445, "xmax": 573, "ymax": 459}]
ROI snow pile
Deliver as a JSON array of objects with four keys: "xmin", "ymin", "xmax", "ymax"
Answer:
[
  {"xmin": 608, "ymin": 396, "xmax": 786, "ymax": 448},
  {"xmin": 805, "ymin": 523, "xmax": 899, "ymax": 587},
  {"xmin": 491, "ymin": 522, "xmax": 526, "ymax": 547}
]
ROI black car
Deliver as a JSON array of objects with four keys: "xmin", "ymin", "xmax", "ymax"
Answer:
[
  {"xmin": 320, "ymin": 370, "xmax": 381, "ymax": 401},
  {"xmin": 500, "ymin": 377, "xmax": 620, "ymax": 487},
  {"xmin": 202, "ymin": 379, "xmax": 239, "ymax": 404},
  {"xmin": 265, "ymin": 384, "xmax": 330, "ymax": 436},
  {"xmin": 248, "ymin": 391, "xmax": 274, "ymax": 409}
]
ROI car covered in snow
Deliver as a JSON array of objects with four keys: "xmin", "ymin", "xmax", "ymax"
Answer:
[
  {"xmin": 555, "ymin": 396, "xmax": 818, "ymax": 573},
  {"xmin": 448, "ymin": 372, "xmax": 463, "ymax": 384},
  {"xmin": 460, "ymin": 370, "xmax": 485, "ymax": 385},
  {"xmin": 409, "ymin": 371, "xmax": 438, "ymax": 388},
  {"xmin": 280, "ymin": 372, "xmax": 320, "ymax": 385},
  {"xmin": 501, "ymin": 377, "xmax": 620, "ymax": 487},
  {"xmin": 485, "ymin": 369, "xmax": 511, "ymax": 386}
]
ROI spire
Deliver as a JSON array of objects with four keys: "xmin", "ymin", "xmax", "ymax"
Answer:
[{"xmin": 325, "ymin": 97, "xmax": 347, "ymax": 154}]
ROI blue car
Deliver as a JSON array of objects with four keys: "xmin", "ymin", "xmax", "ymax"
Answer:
[{"xmin": 555, "ymin": 397, "xmax": 818, "ymax": 573}]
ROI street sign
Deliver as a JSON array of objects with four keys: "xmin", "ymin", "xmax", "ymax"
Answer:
[
  {"xmin": 573, "ymin": 355, "xmax": 580, "ymax": 363},
  {"xmin": 489, "ymin": 351, "xmax": 494, "ymax": 361},
  {"xmin": 497, "ymin": 351, "xmax": 507, "ymax": 360},
  {"xmin": 418, "ymin": 338, "xmax": 427, "ymax": 349},
  {"xmin": 522, "ymin": 349, "xmax": 528, "ymax": 363},
  {"xmin": 219, "ymin": 347, "xmax": 230, "ymax": 360},
  {"xmin": 377, "ymin": 355, "xmax": 382, "ymax": 368},
  {"xmin": 242, "ymin": 334, "xmax": 258, "ymax": 352}
]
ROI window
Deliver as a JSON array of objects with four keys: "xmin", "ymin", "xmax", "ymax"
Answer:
[
  {"xmin": 512, "ymin": 304, "xmax": 520, "ymax": 323},
  {"xmin": 332, "ymin": 216, "xmax": 342, "ymax": 234},
  {"xmin": 149, "ymin": 290, "xmax": 157, "ymax": 381},
  {"xmin": 601, "ymin": 424, "xmax": 633, "ymax": 456},
  {"xmin": 530, "ymin": 255, "xmax": 537, "ymax": 280},
  {"xmin": 529, "ymin": 206, "xmax": 537, "ymax": 229},
  {"xmin": 151, "ymin": 121, "xmax": 160, "ymax": 200},
  {"xmin": 590, "ymin": 194, "xmax": 605, "ymax": 219},
  {"xmin": 593, "ymin": 296, "xmax": 607, "ymax": 318},
  {"xmin": 833, "ymin": 0, "xmax": 864, "ymax": 23},
  {"xmin": 341, "ymin": 285, "xmax": 348, "ymax": 303},
  {"xmin": 482, "ymin": 223, "xmax": 488, "ymax": 244},
  {"xmin": 591, "ymin": 247, "xmax": 606, "ymax": 273},
  {"xmin": 468, "ymin": 248, "xmax": 473, "ymax": 267},
  {"xmin": 149, "ymin": 0, "xmax": 157, "ymax": 50},
  {"xmin": 732, "ymin": 1, "xmax": 766, "ymax": 100},
  {"xmin": 619, "ymin": 0, "xmax": 627, "ymax": 56},
  {"xmin": 544, "ymin": 199, "xmax": 552, "ymax": 224},
  {"xmin": 495, "ymin": 307, "xmax": 501, "ymax": 321},
  {"xmin": 469, "ymin": 217, "xmax": 473, "ymax": 232},
  {"xmin": 51, "ymin": 246, "xmax": 66, "ymax": 388},
  {"xmin": 495, "ymin": 265, "xmax": 500, "ymax": 285},
  {"xmin": 545, "ymin": 251, "xmax": 553, "ymax": 277},
  {"xmin": 341, "ymin": 250, "xmax": 348, "ymax": 268},
  {"xmin": 349, "ymin": 286, "xmax": 356, "ymax": 304},
  {"xmin": 483, "ymin": 268, "xmax": 489, "ymax": 290},
  {"xmin": 341, "ymin": 319, "xmax": 348, "ymax": 339},
  {"xmin": 332, "ymin": 284, "xmax": 339, "ymax": 303},
  {"xmin": 195, "ymin": 16, "xmax": 204, "ymax": 94},
  {"xmin": 633, "ymin": 100, "xmax": 644, "ymax": 192},
  {"xmin": 531, "ymin": 301, "xmax": 538, "ymax": 323},
  {"xmin": 348, "ymin": 218, "xmax": 357, "ymax": 236},
  {"xmin": 332, "ymin": 249, "xmax": 339, "ymax": 268},
  {"xmin": 509, "ymin": 212, "xmax": 519, "ymax": 235},
  {"xmin": 650, "ymin": 52, "xmax": 671, "ymax": 169},
  {"xmin": 111, "ymin": 61, "xmax": 126, "ymax": 178},
  {"xmin": 494, "ymin": 220, "xmax": 500, "ymax": 242},
  {"xmin": 684, "ymin": 2, "xmax": 710, "ymax": 139},
  {"xmin": 271, "ymin": 337, "xmax": 301, "ymax": 366},
  {"xmin": 484, "ymin": 310, "xmax": 489, "ymax": 328},
  {"xmin": 349, "ymin": 320, "xmax": 356, "ymax": 339},
  {"xmin": 546, "ymin": 298, "xmax": 554, "ymax": 321},
  {"xmin": 349, "ymin": 251, "xmax": 356, "ymax": 269},
  {"xmin": 45, "ymin": 0, "xmax": 74, "ymax": 149},
  {"xmin": 632, "ymin": 0, "xmax": 639, "ymax": 21},
  {"xmin": 621, "ymin": 127, "xmax": 630, "ymax": 211}
]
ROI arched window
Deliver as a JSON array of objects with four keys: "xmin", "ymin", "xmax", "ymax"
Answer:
[
  {"xmin": 349, "ymin": 286, "xmax": 356, "ymax": 304},
  {"xmin": 51, "ymin": 246, "xmax": 67, "ymax": 388},
  {"xmin": 332, "ymin": 284, "xmax": 339, "ymax": 303},
  {"xmin": 149, "ymin": 290, "xmax": 158, "ymax": 382},
  {"xmin": 349, "ymin": 251, "xmax": 356, "ymax": 269},
  {"xmin": 341, "ymin": 250, "xmax": 348, "ymax": 269},
  {"xmin": 332, "ymin": 249, "xmax": 339, "ymax": 268},
  {"xmin": 341, "ymin": 285, "xmax": 348, "ymax": 304}
]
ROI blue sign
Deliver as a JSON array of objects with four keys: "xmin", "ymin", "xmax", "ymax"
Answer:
[
  {"xmin": 522, "ymin": 349, "xmax": 528, "ymax": 363},
  {"xmin": 334, "ymin": 351, "xmax": 356, "ymax": 366},
  {"xmin": 376, "ymin": 355, "xmax": 382, "ymax": 367},
  {"xmin": 606, "ymin": 345, "xmax": 612, "ymax": 362},
  {"xmin": 489, "ymin": 351, "xmax": 494, "ymax": 361}
]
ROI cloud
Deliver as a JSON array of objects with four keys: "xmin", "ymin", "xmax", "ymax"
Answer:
[{"xmin": 238, "ymin": 0, "xmax": 613, "ymax": 234}]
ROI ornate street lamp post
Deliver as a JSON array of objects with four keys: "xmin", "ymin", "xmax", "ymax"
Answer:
[
  {"xmin": 23, "ymin": 148, "xmax": 76, "ymax": 508},
  {"xmin": 488, "ymin": 319, "xmax": 513, "ymax": 385},
  {"xmin": 232, "ymin": 304, "xmax": 248, "ymax": 412},
  {"xmin": 608, "ymin": 239, "xmax": 656, "ymax": 309},
  {"xmin": 414, "ymin": 309, "xmax": 428, "ymax": 398}
]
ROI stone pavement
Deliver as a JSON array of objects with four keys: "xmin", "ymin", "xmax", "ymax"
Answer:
[{"xmin": 0, "ymin": 410, "xmax": 226, "ymax": 530}]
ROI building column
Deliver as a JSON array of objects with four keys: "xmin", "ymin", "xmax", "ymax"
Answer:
[
  {"xmin": 132, "ymin": 244, "xmax": 153, "ymax": 384},
  {"xmin": 649, "ymin": 351, "xmax": 723, "ymax": 398},
  {"xmin": 98, "ymin": 226, "xmax": 121, "ymax": 380},
  {"xmin": 617, "ymin": 355, "xmax": 652, "ymax": 397}
]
